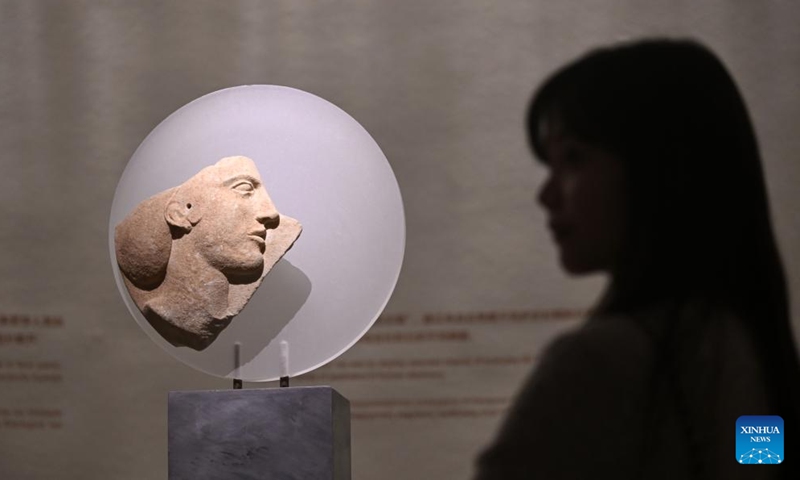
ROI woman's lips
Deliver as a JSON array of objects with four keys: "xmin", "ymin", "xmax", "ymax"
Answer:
[{"xmin": 548, "ymin": 222, "xmax": 570, "ymax": 243}]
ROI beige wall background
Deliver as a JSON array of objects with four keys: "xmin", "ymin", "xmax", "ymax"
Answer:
[{"xmin": 1, "ymin": 1, "xmax": 799, "ymax": 479}]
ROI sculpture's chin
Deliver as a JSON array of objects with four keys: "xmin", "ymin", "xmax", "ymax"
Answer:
[
  {"xmin": 222, "ymin": 258, "xmax": 265, "ymax": 285},
  {"xmin": 207, "ymin": 247, "xmax": 264, "ymax": 278}
]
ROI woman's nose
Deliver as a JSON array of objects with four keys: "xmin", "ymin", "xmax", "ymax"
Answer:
[{"xmin": 538, "ymin": 175, "xmax": 559, "ymax": 211}]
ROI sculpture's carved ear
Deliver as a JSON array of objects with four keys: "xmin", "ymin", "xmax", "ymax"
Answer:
[{"xmin": 165, "ymin": 196, "xmax": 202, "ymax": 232}]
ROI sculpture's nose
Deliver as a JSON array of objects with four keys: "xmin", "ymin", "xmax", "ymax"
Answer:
[
  {"xmin": 256, "ymin": 200, "xmax": 280, "ymax": 230},
  {"xmin": 257, "ymin": 210, "xmax": 280, "ymax": 230}
]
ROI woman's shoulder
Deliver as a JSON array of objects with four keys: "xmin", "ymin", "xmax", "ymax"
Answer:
[
  {"xmin": 540, "ymin": 312, "xmax": 655, "ymax": 375},
  {"xmin": 473, "ymin": 313, "xmax": 659, "ymax": 479},
  {"xmin": 474, "ymin": 304, "xmax": 774, "ymax": 480}
]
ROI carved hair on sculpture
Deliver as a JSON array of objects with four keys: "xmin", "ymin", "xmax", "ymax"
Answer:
[{"xmin": 115, "ymin": 156, "xmax": 302, "ymax": 350}]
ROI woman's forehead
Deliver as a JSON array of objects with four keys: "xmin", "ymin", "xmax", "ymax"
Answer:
[
  {"xmin": 536, "ymin": 108, "xmax": 580, "ymax": 148},
  {"xmin": 540, "ymin": 124, "xmax": 583, "ymax": 151}
]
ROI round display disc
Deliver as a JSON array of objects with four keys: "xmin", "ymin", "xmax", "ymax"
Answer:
[{"xmin": 109, "ymin": 85, "xmax": 405, "ymax": 381}]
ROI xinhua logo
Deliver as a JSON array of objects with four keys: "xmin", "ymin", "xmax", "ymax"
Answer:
[{"xmin": 736, "ymin": 415, "xmax": 784, "ymax": 464}]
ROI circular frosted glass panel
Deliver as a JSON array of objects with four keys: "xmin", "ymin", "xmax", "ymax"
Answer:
[{"xmin": 109, "ymin": 86, "xmax": 405, "ymax": 381}]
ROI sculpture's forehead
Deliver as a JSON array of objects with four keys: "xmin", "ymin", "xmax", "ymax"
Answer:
[
  {"xmin": 185, "ymin": 156, "xmax": 262, "ymax": 186},
  {"xmin": 213, "ymin": 156, "xmax": 261, "ymax": 179}
]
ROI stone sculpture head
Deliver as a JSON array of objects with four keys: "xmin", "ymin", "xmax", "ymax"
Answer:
[{"xmin": 115, "ymin": 156, "xmax": 302, "ymax": 350}]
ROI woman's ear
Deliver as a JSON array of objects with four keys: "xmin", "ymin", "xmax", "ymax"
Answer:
[{"xmin": 165, "ymin": 199, "xmax": 201, "ymax": 232}]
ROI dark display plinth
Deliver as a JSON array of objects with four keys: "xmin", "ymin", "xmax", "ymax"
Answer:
[{"xmin": 168, "ymin": 386, "xmax": 350, "ymax": 480}]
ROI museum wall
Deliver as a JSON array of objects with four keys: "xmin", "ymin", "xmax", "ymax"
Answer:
[{"xmin": 1, "ymin": 1, "xmax": 800, "ymax": 478}]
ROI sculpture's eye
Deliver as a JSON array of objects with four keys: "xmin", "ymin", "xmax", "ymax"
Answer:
[{"xmin": 233, "ymin": 181, "xmax": 255, "ymax": 193}]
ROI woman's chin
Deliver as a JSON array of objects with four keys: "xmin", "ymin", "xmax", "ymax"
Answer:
[{"xmin": 559, "ymin": 253, "xmax": 606, "ymax": 276}]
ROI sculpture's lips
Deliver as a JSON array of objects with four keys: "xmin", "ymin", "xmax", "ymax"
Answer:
[
  {"xmin": 249, "ymin": 230, "xmax": 267, "ymax": 245},
  {"xmin": 249, "ymin": 235, "xmax": 266, "ymax": 246}
]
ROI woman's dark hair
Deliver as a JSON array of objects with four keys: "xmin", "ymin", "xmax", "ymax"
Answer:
[{"xmin": 527, "ymin": 38, "xmax": 799, "ymax": 475}]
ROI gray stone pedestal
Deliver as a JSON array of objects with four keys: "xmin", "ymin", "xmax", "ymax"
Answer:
[{"xmin": 168, "ymin": 386, "xmax": 350, "ymax": 480}]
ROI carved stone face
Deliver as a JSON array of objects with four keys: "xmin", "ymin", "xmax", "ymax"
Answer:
[
  {"xmin": 171, "ymin": 156, "xmax": 281, "ymax": 278},
  {"xmin": 115, "ymin": 156, "xmax": 302, "ymax": 350}
]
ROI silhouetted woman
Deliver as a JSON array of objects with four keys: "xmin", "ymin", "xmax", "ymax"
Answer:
[{"xmin": 474, "ymin": 39, "xmax": 800, "ymax": 479}]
